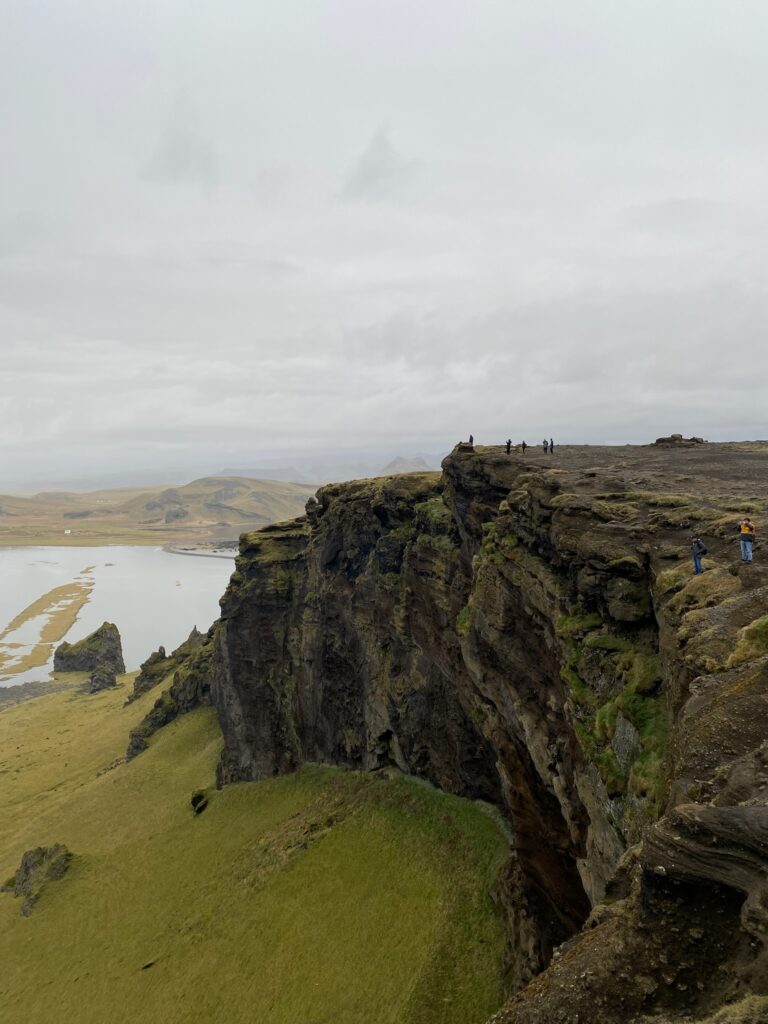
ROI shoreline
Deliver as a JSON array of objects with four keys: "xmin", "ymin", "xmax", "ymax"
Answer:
[{"xmin": 162, "ymin": 543, "xmax": 237, "ymax": 560}]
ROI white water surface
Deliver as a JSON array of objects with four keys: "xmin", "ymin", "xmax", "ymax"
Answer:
[{"xmin": 0, "ymin": 546, "xmax": 235, "ymax": 686}]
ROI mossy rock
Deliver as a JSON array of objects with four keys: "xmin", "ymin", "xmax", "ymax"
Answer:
[
  {"xmin": 727, "ymin": 614, "xmax": 768, "ymax": 668},
  {"xmin": 455, "ymin": 605, "xmax": 471, "ymax": 637},
  {"xmin": 2, "ymin": 844, "xmax": 72, "ymax": 916},
  {"xmin": 54, "ymin": 622, "xmax": 125, "ymax": 675},
  {"xmin": 584, "ymin": 632, "xmax": 633, "ymax": 653},
  {"xmin": 556, "ymin": 613, "xmax": 603, "ymax": 638}
]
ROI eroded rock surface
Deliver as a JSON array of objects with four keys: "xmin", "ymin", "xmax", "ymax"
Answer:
[
  {"xmin": 162, "ymin": 442, "xmax": 768, "ymax": 1021},
  {"xmin": 88, "ymin": 664, "xmax": 117, "ymax": 693},
  {"xmin": 126, "ymin": 626, "xmax": 215, "ymax": 759},
  {"xmin": 128, "ymin": 627, "xmax": 204, "ymax": 702}
]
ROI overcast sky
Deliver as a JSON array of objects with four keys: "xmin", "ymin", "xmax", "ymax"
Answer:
[{"xmin": 2, "ymin": 1, "xmax": 768, "ymax": 484}]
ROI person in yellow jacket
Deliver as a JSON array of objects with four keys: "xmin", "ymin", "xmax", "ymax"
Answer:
[{"xmin": 738, "ymin": 518, "xmax": 756, "ymax": 562}]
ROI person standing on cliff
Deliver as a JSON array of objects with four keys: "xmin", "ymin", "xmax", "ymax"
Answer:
[
  {"xmin": 505, "ymin": 439, "xmax": 512, "ymax": 455},
  {"xmin": 542, "ymin": 438, "xmax": 548, "ymax": 453},
  {"xmin": 521, "ymin": 440, "xmax": 528, "ymax": 455},
  {"xmin": 691, "ymin": 535, "xmax": 707, "ymax": 575},
  {"xmin": 738, "ymin": 518, "xmax": 756, "ymax": 562},
  {"xmin": 549, "ymin": 438, "xmax": 554, "ymax": 454},
  {"xmin": 469, "ymin": 434, "xmax": 474, "ymax": 446}
]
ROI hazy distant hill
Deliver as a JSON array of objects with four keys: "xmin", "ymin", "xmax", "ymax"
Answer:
[
  {"xmin": 120, "ymin": 477, "xmax": 317, "ymax": 528},
  {"xmin": 0, "ymin": 476, "xmax": 317, "ymax": 546},
  {"xmin": 381, "ymin": 456, "xmax": 431, "ymax": 474}
]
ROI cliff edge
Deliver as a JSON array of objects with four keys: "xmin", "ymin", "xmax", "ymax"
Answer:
[{"xmin": 193, "ymin": 442, "xmax": 767, "ymax": 1021}]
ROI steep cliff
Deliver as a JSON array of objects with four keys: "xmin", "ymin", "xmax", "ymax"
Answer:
[{"xmin": 206, "ymin": 443, "xmax": 768, "ymax": 1022}]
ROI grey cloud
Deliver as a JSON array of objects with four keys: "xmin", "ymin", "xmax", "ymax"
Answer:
[
  {"xmin": 0, "ymin": 212, "xmax": 61, "ymax": 259},
  {"xmin": 341, "ymin": 126, "xmax": 418, "ymax": 200},
  {"xmin": 3, "ymin": 1, "xmax": 768, "ymax": 484},
  {"xmin": 143, "ymin": 99, "xmax": 219, "ymax": 192}
]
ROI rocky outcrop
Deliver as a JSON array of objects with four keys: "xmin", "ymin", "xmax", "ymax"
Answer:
[
  {"xmin": 128, "ymin": 627, "xmax": 205, "ymax": 703},
  {"xmin": 653, "ymin": 433, "xmax": 706, "ymax": 446},
  {"xmin": 54, "ymin": 621, "xmax": 125, "ymax": 676},
  {"xmin": 88, "ymin": 665, "xmax": 117, "ymax": 693},
  {"xmin": 1, "ymin": 844, "xmax": 72, "ymax": 916},
  {"xmin": 126, "ymin": 627, "xmax": 214, "ymax": 759}
]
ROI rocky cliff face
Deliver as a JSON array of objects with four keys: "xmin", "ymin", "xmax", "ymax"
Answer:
[{"xmin": 208, "ymin": 444, "xmax": 768, "ymax": 1022}]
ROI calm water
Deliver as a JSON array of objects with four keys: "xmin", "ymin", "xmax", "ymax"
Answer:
[{"xmin": 0, "ymin": 547, "xmax": 235, "ymax": 686}]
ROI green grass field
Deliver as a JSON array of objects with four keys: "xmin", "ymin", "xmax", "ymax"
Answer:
[{"xmin": 0, "ymin": 681, "xmax": 509, "ymax": 1023}]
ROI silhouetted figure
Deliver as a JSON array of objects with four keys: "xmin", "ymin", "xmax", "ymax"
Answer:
[
  {"xmin": 549, "ymin": 438, "xmax": 554, "ymax": 454},
  {"xmin": 542, "ymin": 439, "xmax": 548, "ymax": 453},
  {"xmin": 469, "ymin": 434, "xmax": 474, "ymax": 446},
  {"xmin": 521, "ymin": 440, "xmax": 527, "ymax": 455},
  {"xmin": 505, "ymin": 439, "xmax": 512, "ymax": 455}
]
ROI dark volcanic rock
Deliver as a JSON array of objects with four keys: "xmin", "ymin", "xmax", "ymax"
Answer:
[
  {"xmin": 653, "ymin": 433, "xmax": 706, "ymax": 446},
  {"xmin": 54, "ymin": 621, "xmax": 125, "ymax": 675},
  {"xmin": 1, "ymin": 844, "xmax": 72, "ymax": 916},
  {"xmin": 204, "ymin": 443, "xmax": 768, "ymax": 1022},
  {"xmin": 128, "ymin": 627, "xmax": 204, "ymax": 703},
  {"xmin": 190, "ymin": 790, "xmax": 208, "ymax": 814},
  {"xmin": 88, "ymin": 665, "xmax": 117, "ymax": 693},
  {"xmin": 126, "ymin": 627, "xmax": 214, "ymax": 759}
]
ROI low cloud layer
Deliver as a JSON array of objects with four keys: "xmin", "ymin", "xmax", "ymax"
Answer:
[{"xmin": 2, "ymin": 2, "xmax": 768, "ymax": 484}]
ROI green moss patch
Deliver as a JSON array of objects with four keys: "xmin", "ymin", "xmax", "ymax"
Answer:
[
  {"xmin": 592, "ymin": 501, "xmax": 639, "ymax": 522},
  {"xmin": 583, "ymin": 633, "xmax": 633, "ymax": 652},
  {"xmin": 727, "ymin": 614, "xmax": 768, "ymax": 668},
  {"xmin": 415, "ymin": 496, "xmax": 452, "ymax": 526},
  {"xmin": 556, "ymin": 613, "xmax": 603, "ymax": 638},
  {"xmin": 456, "ymin": 605, "xmax": 471, "ymax": 637}
]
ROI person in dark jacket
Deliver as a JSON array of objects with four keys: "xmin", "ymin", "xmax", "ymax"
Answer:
[
  {"xmin": 542, "ymin": 438, "xmax": 548, "ymax": 452},
  {"xmin": 505, "ymin": 439, "xmax": 512, "ymax": 455},
  {"xmin": 521, "ymin": 440, "xmax": 528, "ymax": 455},
  {"xmin": 549, "ymin": 438, "xmax": 554, "ymax": 454},
  {"xmin": 691, "ymin": 535, "xmax": 706, "ymax": 575}
]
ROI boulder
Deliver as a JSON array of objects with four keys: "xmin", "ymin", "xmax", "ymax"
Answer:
[
  {"xmin": 54, "ymin": 622, "xmax": 125, "ymax": 675},
  {"xmin": 190, "ymin": 790, "xmax": 209, "ymax": 814},
  {"xmin": 652, "ymin": 434, "xmax": 707, "ymax": 447},
  {"xmin": 88, "ymin": 665, "xmax": 117, "ymax": 693},
  {"xmin": 1, "ymin": 844, "xmax": 72, "ymax": 916}
]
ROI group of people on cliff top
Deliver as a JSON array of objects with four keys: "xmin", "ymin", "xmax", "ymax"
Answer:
[
  {"xmin": 691, "ymin": 518, "xmax": 756, "ymax": 575},
  {"xmin": 466, "ymin": 436, "xmax": 555, "ymax": 456},
  {"xmin": 504, "ymin": 438, "xmax": 555, "ymax": 455}
]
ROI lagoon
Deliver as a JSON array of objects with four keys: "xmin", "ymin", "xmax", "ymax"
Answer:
[{"xmin": 0, "ymin": 546, "xmax": 235, "ymax": 686}]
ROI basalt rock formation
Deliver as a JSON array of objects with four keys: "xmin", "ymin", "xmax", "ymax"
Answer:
[
  {"xmin": 126, "ymin": 626, "xmax": 214, "ymax": 759},
  {"xmin": 54, "ymin": 621, "xmax": 125, "ymax": 676},
  {"xmin": 141, "ymin": 443, "xmax": 768, "ymax": 1022},
  {"xmin": 128, "ymin": 626, "xmax": 205, "ymax": 703}
]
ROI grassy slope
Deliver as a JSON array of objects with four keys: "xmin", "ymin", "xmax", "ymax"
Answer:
[{"xmin": 0, "ymin": 682, "xmax": 508, "ymax": 1024}]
